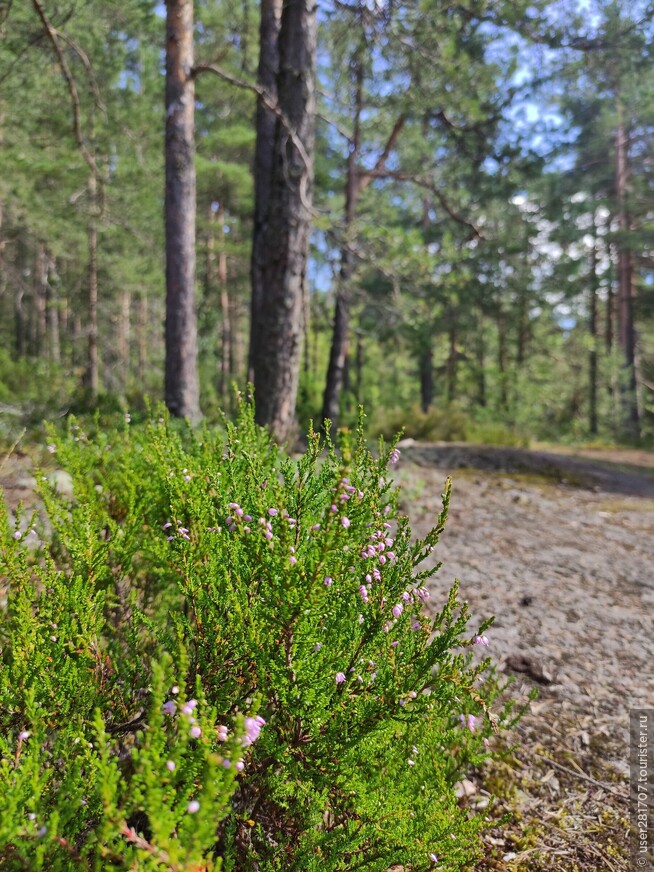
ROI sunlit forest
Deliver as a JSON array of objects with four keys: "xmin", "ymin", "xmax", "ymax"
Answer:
[
  {"xmin": 1, "ymin": 0, "xmax": 653, "ymax": 444},
  {"xmin": 1, "ymin": 4, "xmax": 653, "ymax": 871}
]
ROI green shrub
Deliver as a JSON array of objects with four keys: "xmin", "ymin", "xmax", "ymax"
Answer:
[
  {"xmin": 371, "ymin": 403, "xmax": 527, "ymax": 447},
  {"xmin": 0, "ymin": 403, "xmax": 507, "ymax": 871}
]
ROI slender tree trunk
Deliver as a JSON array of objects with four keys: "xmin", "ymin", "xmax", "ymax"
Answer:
[
  {"xmin": 419, "ymin": 336, "xmax": 433, "ymax": 413},
  {"xmin": 589, "ymin": 209, "xmax": 599, "ymax": 437},
  {"xmin": 84, "ymin": 171, "xmax": 99, "ymax": 395},
  {"xmin": 118, "ymin": 289, "xmax": 131, "ymax": 393},
  {"xmin": 249, "ymin": 0, "xmax": 282, "ymax": 384},
  {"xmin": 497, "ymin": 307, "xmax": 508, "ymax": 411},
  {"xmin": 138, "ymin": 293, "xmax": 148, "ymax": 387},
  {"xmin": 476, "ymin": 313, "xmax": 486, "ymax": 407},
  {"xmin": 33, "ymin": 242, "xmax": 48, "ymax": 357},
  {"xmin": 321, "ymin": 55, "xmax": 364, "ymax": 429},
  {"xmin": 47, "ymin": 254, "xmax": 60, "ymax": 364},
  {"xmin": 252, "ymin": 0, "xmax": 317, "ymax": 442},
  {"xmin": 355, "ymin": 329, "xmax": 364, "ymax": 405},
  {"xmin": 446, "ymin": 315, "xmax": 457, "ymax": 403},
  {"xmin": 165, "ymin": 0, "xmax": 201, "ymax": 422},
  {"xmin": 217, "ymin": 203, "xmax": 231, "ymax": 401},
  {"xmin": 614, "ymin": 107, "xmax": 639, "ymax": 437}
]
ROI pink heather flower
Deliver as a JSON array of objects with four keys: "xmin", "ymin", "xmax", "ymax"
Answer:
[
  {"xmin": 18, "ymin": 730, "xmax": 30, "ymax": 741},
  {"xmin": 235, "ymin": 760, "xmax": 245, "ymax": 771},
  {"xmin": 183, "ymin": 475, "xmax": 191, "ymax": 482},
  {"xmin": 387, "ymin": 551, "xmax": 396, "ymax": 561},
  {"xmin": 365, "ymin": 573, "xmax": 372, "ymax": 584},
  {"xmin": 335, "ymin": 672, "xmax": 346, "ymax": 684},
  {"xmin": 189, "ymin": 725, "xmax": 202, "ymax": 739},
  {"xmin": 181, "ymin": 700, "xmax": 197, "ymax": 715},
  {"xmin": 242, "ymin": 716, "xmax": 266, "ymax": 747},
  {"xmin": 13, "ymin": 531, "xmax": 21, "ymax": 540},
  {"xmin": 409, "ymin": 691, "xmax": 417, "ymax": 699},
  {"xmin": 391, "ymin": 640, "xmax": 399, "ymax": 647},
  {"xmin": 459, "ymin": 714, "xmax": 477, "ymax": 733},
  {"xmin": 392, "ymin": 603, "xmax": 404, "ymax": 618},
  {"xmin": 430, "ymin": 854, "xmax": 439, "ymax": 864},
  {"xmin": 401, "ymin": 591, "xmax": 411, "ymax": 602},
  {"xmin": 47, "ymin": 444, "xmax": 56, "ymax": 453},
  {"xmin": 226, "ymin": 516, "xmax": 233, "ymax": 525},
  {"xmin": 389, "ymin": 448, "xmax": 401, "ymax": 464},
  {"xmin": 373, "ymin": 568, "xmax": 381, "ymax": 581},
  {"xmin": 265, "ymin": 530, "xmax": 273, "ymax": 540},
  {"xmin": 331, "ymin": 504, "xmax": 338, "ymax": 513},
  {"xmin": 217, "ymin": 725, "xmax": 228, "ymax": 742},
  {"xmin": 358, "ymin": 614, "xmax": 364, "ymax": 624},
  {"xmin": 483, "ymin": 738, "xmax": 490, "ymax": 747},
  {"xmin": 163, "ymin": 522, "xmax": 172, "ymax": 530},
  {"xmin": 161, "ymin": 701, "xmax": 177, "ymax": 717},
  {"xmin": 222, "ymin": 759, "xmax": 231, "ymax": 768},
  {"xmin": 408, "ymin": 758, "xmax": 415, "ymax": 766},
  {"xmin": 268, "ymin": 508, "xmax": 278, "ymax": 516},
  {"xmin": 411, "ymin": 620, "xmax": 421, "ymax": 631},
  {"xmin": 228, "ymin": 502, "xmax": 240, "ymax": 509},
  {"xmin": 324, "ymin": 576, "xmax": 333, "ymax": 587},
  {"xmin": 416, "ymin": 587, "xmax": 430, "ymax": 602},
  {"xmin": 359, "ymin": 586, "xmax": 369, "ymax": 603},
  {"xmin": 289, "ymin": 556, "xmax": 297, "ymax": 565},
  {"xmin": 166, "ymin": 760, "xmax": 176, "ymax": 771},
  {"xmin": 383, "ymin": 621, "xmax": 391, "ymax": 633},
  {"xmin": 187, "ymin": 800, "xmax": 200, "ymax": 814},
  {"xmin": 341, "ymin": 517, "xmax": 350, "ymax": 528},
  {"xmin": 311, "ymin": 523, "xmax": 321, "ymax": 530},
  {"xmin": 313, "ymin": 643, "xmax": 322, "ymax": 652},
  {"xmin": 243, "ymin": 514, "xmax": 252, "ymax": 522},
  {"xmin": 379, "ymin": 554, "xmax": 387, "ymax": 565},
  {"xmin": 235, "ymin": 507, "xmax": 244, "ymax": 517},
  {"xmin": 473, "ymin": 635, "xmax": 489, "ymax": 646}
]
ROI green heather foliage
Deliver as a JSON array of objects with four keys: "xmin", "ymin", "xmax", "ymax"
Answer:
[{"xmin": 0, "ymin": 403, "xmax": 507, "ymax": 871}]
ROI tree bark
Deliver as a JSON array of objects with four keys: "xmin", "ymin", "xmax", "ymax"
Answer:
[
  {"xmin": 614, "ymin": 104, "xmax": 639, "ymax": 437},
  {"xmin": 252, "ymin": 0, "xmax": 317, "ymax": 442},
  {"xmin": 138, "ymin": 293, "xmax": 148, "ymax": 387},
  {"xmin": 419, "ymin": 335, "xmax": 433, "ymax": 413},
  {"xmin": 248, "ymin": 0, "xmax": 282, "ymax": 384},
  {"xmin": 589, "ymin": 209, "xmax": 598, "ymax": 436},
  {"xmin": 165, "ymin": 0, "xmax": 201, "ymax": 422},
  {"xmin": 321, "ymin": 55, "xmax": 364, "ymax": 429},
  {"xmin": 217, "ymin": 203, "xmax": 231, "ymax": 401},
  {"xmin": 118, "ymin": 288, "xmax": 131, "ymax": 393},
  {"xmin": 84, "ymin": 171, "xmax": 99, "ymax": 395},
  {"xmin": 46, "ymin": 254, "xmax": 60, "ymax": 364}
]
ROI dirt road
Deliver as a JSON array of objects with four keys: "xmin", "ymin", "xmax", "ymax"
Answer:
[{"xmin": 395, "ymin": 443, "xmax": 654, "ymax": 871}]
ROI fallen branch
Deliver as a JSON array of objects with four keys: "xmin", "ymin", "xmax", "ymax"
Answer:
[{"xmin": 534, "ymin": 752, "xmax": 627, "ymax": 799}]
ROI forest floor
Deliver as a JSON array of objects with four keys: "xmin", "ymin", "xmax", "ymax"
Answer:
[
  {"xmin": 394, "ymin": 441, "xmax": 654, "ymax": 871},
  {"xmin": 1, "ymin": 439, "xmax": 653, "ymax": 870}
]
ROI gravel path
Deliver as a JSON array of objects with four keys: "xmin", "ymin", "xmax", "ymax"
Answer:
[{"xmin": 395, "ymin": 444, "xmax": 654, "ymax": 870}]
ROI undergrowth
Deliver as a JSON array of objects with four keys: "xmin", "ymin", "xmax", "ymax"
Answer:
[{"xmin": 0, "ymin": 401, "xmax": 514, "ymax": 870}]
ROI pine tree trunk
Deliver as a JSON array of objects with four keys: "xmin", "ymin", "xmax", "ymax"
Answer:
[
  {"xmin": 420, "ymin": 337, "xmax": 433, "ymax": 413},
  {"xmin": 47, "ymin": 254, "xmax": 60, "ymax": 364},
  {"xmin": 84, "ymin": 172, "xmax": 99, "ymax": 395},
  {"xmin": 33, "ymin": 242, "xmax": 48, "ymax": 357},
  {"xmin": 476, "ymin": 314, "xmax": 486, "ymax": 407},
  {"xmin": 118, "ymin": 289, "xmax": 131, "ymax": 393},
  {"xmin": 217, "ymin": 203, "xmax": 231, "ymax": 401},
  {"xmin": 446, "ymin": 316, "xmax": 457, "ymax": 403},
  {"xmin": 497, "ymin": 308, "xmax": 508, "ymax": 411},
  {"xmin": 165, "ymin": 0, "xmax": 201, "ymax": 422},
  {"xmin": 589, "ymin": 210, "xmax": 598, "ymax": 437},
  {"xmin": 249, "ymin": 0, "xmax": 282, "ymax": 384},
  {"xmin": 252, "ymin": 0, "xmax": 317, "ymax": 442},
  {"xmin": 614, "ymin": 105, "xmax": 639, "ymax": 438},
  {"xmin": 138, "ymin": 293, "xmax": 148, "ymax": 387},
  {"xmin": 321, "ymin": 55, "xmax": 363, "ymax": 429}
]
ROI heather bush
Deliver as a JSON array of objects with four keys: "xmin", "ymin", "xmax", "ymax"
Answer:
[{"xmin": 0, "ymin": 402, "xmax": 507, "ymax": 870}]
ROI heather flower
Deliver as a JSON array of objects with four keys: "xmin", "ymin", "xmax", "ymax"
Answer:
[
  {"xmin": 473, "ymin": 635, "xmax": 489, "ymax": 646},
  {"xmin": 47, "ymin": 444, "xmax": 56, "ymax": 453},
  {"xmin": 189, "ymin": 725, "xmax": 202, "ymax": 739},
  {"xmin": 13, "ymin": 531, "xmax": 21, "ymax": 540},
  {"xmin": 242, "ymin": 715, "xmax": 266, "ymax": 746},
  {"xmin": 268, "ymin": 508, "xmax": 278, "ymax": 516},
  {"xmin": 335, "ymin": 672, "xmax": 346, "ymax": 684},
  {"xmin": 430, "ymin": 854, "xmax": 439, "ymax": 864},
  {"xmin": 408, "ymin": 758, "xmax": 415, "ymax": 766},
  {"xmin": 222, "ymin": 759, "xmax": 231, "ymax": 768},
  {"xmin": 359, "ymin": 585, "xmax": 369, "ymax": 603},
  {"xmin": 390, "ymin": 447, "xmax": 401, "ymax": 464},
  {"xmin": 311, "ymin": 523, "xmax": 321, "ymax": 530},
  {"xmin": 289, "ymin": 555, "xmax": 297, "ymax": 565},
  {"xmin": 18, "ymin": 730, "xmax": 30, "ymax": 741},
  {"xmin": 217, "ymin": 725, "xmax": 228, "ymax": 741},
  {"xmin": 187, "ymin": 800, "xmax": 200, "ymax": 814},
  {"xmin": 323, "ymin": 576, "xmax": 333, "ymax": 587},
  {"xmin": 181, "ymin": 700, "xmax": 197, "ymax": 715},
  {"xmin": 341, "ymin": 517, "xmax": 350, "ymax": 528},
  {"xmin": 235, "ymin": 760, "xmax": 245, "ymax": 771},
  {"xmin": 392, "ymin": 603, "xmax": 404, "ymax": 618},
  {"xmin": 166, "ymin": 760, "xmax": 176, "ymax": 771}
]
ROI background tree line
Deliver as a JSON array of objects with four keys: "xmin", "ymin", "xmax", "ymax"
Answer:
[{"xmin": 0, "ymin": 0, "xmax": 653, "ymax": 444}]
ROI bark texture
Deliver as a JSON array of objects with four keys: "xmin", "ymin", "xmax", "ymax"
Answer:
[
  {"xmin": 165, "ymin": 0, "xmax": 201, "ymax": 422},
  {"xmin": 252, "ymin": 0, "xmax": 317, "ymax": 442},
  {"xmin": 249, "ymin": 0, "xmax": 282, "ymax": 384}
]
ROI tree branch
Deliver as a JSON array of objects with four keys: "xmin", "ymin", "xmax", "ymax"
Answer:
[
  {"xmin": 357, "ymin": 114, "xmax": 406, "ymax": 194},
  {"xmin": 365, "ymin": 168, "xmax": 485, "ymax": 239},
  {"xmin": 31, "ymin": 0, "xmax": 100, "ymax": 177}
]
